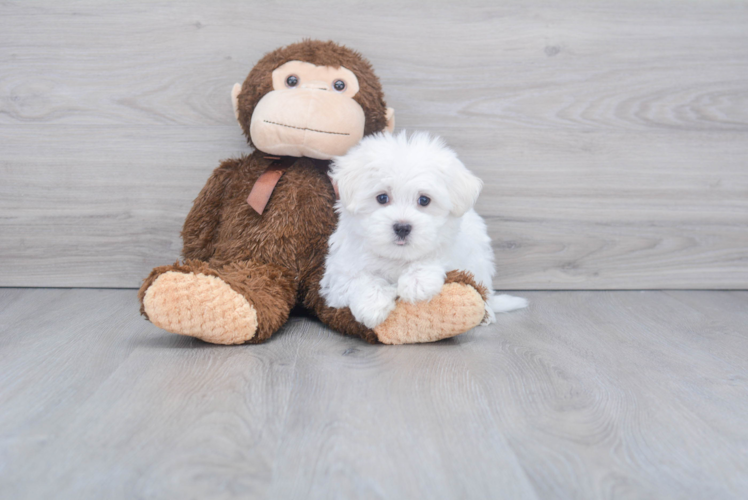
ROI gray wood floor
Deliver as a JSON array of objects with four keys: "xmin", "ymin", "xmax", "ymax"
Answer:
[{"xmin": 1, "ymin": 288, "xmax": 746, "ymax": 499}]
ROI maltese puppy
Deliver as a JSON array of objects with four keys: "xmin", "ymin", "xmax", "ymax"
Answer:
[{"xmin": 320, "ymin": 131, "xmax": 527, "ymax": 329}]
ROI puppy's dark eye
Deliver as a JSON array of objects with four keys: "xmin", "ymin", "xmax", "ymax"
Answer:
[
  {"xmin": 376, "ymin": 193, "xmax": 389, "ymax": 204},
  {"xmin": 418, "ymin": 195, "xmax": 431, "ymax": 207},
  {"xmin": 333, "ymin": 79, "xmax": 346, "ymax": 91},
  {"xmin": 286, "ymin": 75, "xmax": 299, "ymax": 87}
]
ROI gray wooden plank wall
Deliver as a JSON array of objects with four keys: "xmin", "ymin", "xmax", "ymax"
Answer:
[{"xmin": 1, "ymin": 1, "xmax": 747, "ymax": 289}]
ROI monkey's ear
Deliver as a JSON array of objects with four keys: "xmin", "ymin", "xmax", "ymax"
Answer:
[
  {"xmin": 385, "ymin": 107, "xmax": 395, "ymax": 133},
  {"xmin": 231, "ymin": 83, "xmax": 242, "ymax": 126}
]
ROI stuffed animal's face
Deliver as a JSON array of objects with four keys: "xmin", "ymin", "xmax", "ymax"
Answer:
[
  {"xmin": 249, "ymin": 61, "xmax": 365, "ymax": 159},
  {"xmin": 232, "ymin": 41, "xmax": 395, "ymax": 160}
]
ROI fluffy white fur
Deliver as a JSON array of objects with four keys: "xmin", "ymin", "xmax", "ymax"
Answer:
[{"xmin": 320, "ymin": 131, "xmax": 528, "ymax": 329}]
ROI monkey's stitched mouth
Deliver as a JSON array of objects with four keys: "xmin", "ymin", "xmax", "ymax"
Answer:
[{"xmin": 264, "ymin": 120, "xmax": 350, "ymax": 136}]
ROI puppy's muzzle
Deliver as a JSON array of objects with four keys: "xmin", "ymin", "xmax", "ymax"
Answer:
[{"xmin": 393, "ymin": 223, "xmax": 412, "ymax": 240}]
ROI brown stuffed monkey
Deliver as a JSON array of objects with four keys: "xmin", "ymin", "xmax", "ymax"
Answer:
[{"xmin": 138, "ymin": 40, "xmax": 488, "ymax": 345}]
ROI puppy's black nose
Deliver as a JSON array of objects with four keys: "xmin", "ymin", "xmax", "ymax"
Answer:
[{"xmin": 393, "ymin": 223, "xmax": 412, "ymax": 239}]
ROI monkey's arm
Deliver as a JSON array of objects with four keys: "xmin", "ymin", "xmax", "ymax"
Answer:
[{"xmin": 181, "ymin": 164, "xmax": 234, "ymax": 261}]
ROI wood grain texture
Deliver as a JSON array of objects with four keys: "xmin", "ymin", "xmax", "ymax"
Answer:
[
  {"xmin": 1, "ymin": 0, "xmax": 747, "ymax": 288},
  {"xmin": 1, "ymin": 288, "xmax": 747, "ymax": 498}
]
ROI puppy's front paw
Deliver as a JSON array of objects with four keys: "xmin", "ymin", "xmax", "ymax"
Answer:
[
  {"xmin": 397, "ymin": 266, "xmax": 445, "ymax": 303},
  {"xmin": 350, "ymin": 285, "xmax": 398, "ymax": 329}
]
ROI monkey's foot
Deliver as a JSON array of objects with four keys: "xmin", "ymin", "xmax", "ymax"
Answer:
[
  {"xmin": 142, "ymin": 271, "xmax": 257, "ymax": 345},
  {"xmin": 374, "ymin": 271, "xmax": 487, "ymax": 345}
]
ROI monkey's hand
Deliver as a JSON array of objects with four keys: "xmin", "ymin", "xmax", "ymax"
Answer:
[{"xmin": 373, "ymin": 270, "xmax": 488, "ymax": 345}]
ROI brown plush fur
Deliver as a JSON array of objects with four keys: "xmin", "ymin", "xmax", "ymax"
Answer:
[
  {"xmin": 139, "ymin": 149, "xmax": 382, "ymax": 343},
  {"xmin": 445, "ymin": 270, "xmax": 489, "ymax": 301},
  {"xmin": 139, "ymin": 40, "xmax": 486, "ymax": 344}
]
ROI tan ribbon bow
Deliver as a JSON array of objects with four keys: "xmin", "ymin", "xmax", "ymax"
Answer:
[{"xmin": 247, "ymin": 156, "xmax": 333, "ymax": 215}]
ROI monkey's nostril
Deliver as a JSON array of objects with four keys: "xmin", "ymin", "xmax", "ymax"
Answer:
[{"xmin": 393, "ymin": 223, "xmax": 412, "ymax": 239}]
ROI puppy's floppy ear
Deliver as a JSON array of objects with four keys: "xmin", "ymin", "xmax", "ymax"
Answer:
[
  {"xmin": 447, "ymin": 157, "xmax": 483, "ymax": 217},
  {"xmin": 330, "ymin": 148, "xmax": 369, "ymax": 214}
]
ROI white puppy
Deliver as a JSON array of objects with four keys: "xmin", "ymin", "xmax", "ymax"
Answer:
[{"xmin": 320, "ymin": 131, "xmax": 527, "ymax": 329}]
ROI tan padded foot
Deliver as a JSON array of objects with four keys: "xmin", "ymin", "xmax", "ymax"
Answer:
[
  {"xmin": 374, "ymin": 283, "xmax": 485, "ymax": 345},
  {"xmin": 143, "ymin": 271, "xmax": 258, "ymax": 345}
]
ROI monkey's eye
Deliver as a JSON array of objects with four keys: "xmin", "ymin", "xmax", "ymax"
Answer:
[
  {"xmin": 333, "ymin": 79, "xmax": 346, "ymax": 92},
  {"xmin": 418, "ymin": 196, "xmax": 431, "ymax": 207},
  {"xmin": 286, "ymin": 75, "xmax": 299, "ymax": 88},
  {"xmin": 376, "ymin": 193, "xmax": 389, "ymax": 205}
]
